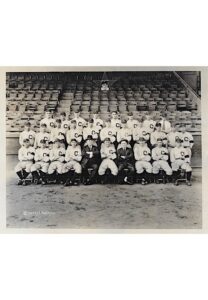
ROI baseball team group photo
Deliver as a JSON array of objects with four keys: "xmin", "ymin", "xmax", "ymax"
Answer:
[{"xmin": 6, "ymin": 70, "xmax": 202, "ymax": 229}]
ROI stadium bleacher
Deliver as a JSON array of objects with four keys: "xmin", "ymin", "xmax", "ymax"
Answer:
[{"xmin": 6, "ymin": 71, "xmax": 201, "ymax": 134}]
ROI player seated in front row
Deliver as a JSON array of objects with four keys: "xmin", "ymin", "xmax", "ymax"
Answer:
[
  {"xmin": 81, "ymin": 135, "xmax": 100, "ymax": 185},
  {"xmin": 98, "ymin": 137, "xmax": 118, "ymax": 183},
  {"xmin": 117, "ymin": 139, "xmax": 135, "ymax": 185},
  {"xmin": 15, "ymin": 138, "xmax": 35, "ymax": 185},
  {"xmin": 47, "ymin": 139, "xmax": 66, "ymax": 183},
  {"xmin": 133, "ymin": 137, "xmax": 152, "ymax": 185},
  {"xmin": 152, "ymin": 138, "xmax": 172, "ymax": 183},
  {"xmin": 62, "ymin": 139, "xmax": 82, "ymax": 186},
  {"xmin": 170, "ymin": 138, "xmax": 192, "ymax": 186},
  {"xmin": 31, "ymin": 139, "xmax": 50, "ymax": 185}
]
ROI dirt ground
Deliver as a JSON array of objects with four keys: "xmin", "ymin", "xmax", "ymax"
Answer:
[{"xmin": 6, "ymin": 156, "xmax": 202, "ymax": 229}]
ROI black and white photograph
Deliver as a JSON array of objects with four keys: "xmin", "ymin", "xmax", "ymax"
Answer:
[{"xmin": 5, "ymin": 69, "xmax": 202, "ymax": 229}]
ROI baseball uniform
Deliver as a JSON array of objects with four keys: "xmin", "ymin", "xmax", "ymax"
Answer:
[
  {"xmin": 62, "ymin": 145, "xmax": 82, "ymax": 174},
  {"xmin": 152, "ymin": 146, "xmax": 172, "ymax": 175},
  {"xmin": 98, "ymin": 143, "xmax": 118, "ymax": 176}
]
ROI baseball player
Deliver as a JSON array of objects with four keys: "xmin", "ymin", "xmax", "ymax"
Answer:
[
  {"xmin": 40, "ymin": 111, "xmax": 55, "ymax": 133},
  {"xmin": 19, "ymin": 121, "xmax": 36, "ymax": 146},
  {"xmin": 71, "ymin": 111, "xmax": 86, "ymax": 128},
  {"xmin": 81, "ymin": 135, "xmax": 100, "ymax": 185},
  {"xmin": 31, "ymin": 139, "xmax": 50, "ymax": 185},
  {"xmin": 179, "ymin": 125, "xmax": 194, "ymax": 158},
  {"xmin": 98, "ymin": 137, "xmax": 118, "ymax": 183},
  {"xmin": 167, "ymin": 125, "xmax": 181, "ymax": 151},
  {"xmin": 92, "ymin": 113, "xmax": 104, "ymax": 130},
  {"xmin": 150, "ymin": 123, "xmax": 167, "ymax": 148},
  {"xmin": 100, "ymin": 119, "xmax": 117, "ymax": 144},
  {"xmin": 34, "ymin": 123, "xmax": 50, "ymax": 148},
  {"xmin": 152, "ymin": 138, "xmax": 172, "ymax": 182},
  {"xmin": 159, "ymin": 115, "xmax": 171, "ymax": 133},
  {"xmin": 66, "ymin": 120, "xmax": 83, "ymax": 145},
  {"xmin": 83, "ymin": 119, "xmax": 100, "ymax": 144},
  {"xmin": 126, "ymin": 112, "xmax": 139, "ymax": 130},
  {"xmin": 132, "ymin": 121, "xmax": 150, "ymax": 143},
  {"xmin": 117, "ymin": 120, "xmax": 132, "ymax": 144},
  {"xmin": 15, "ymin": 138, "xmax": 35, "ymax": 185},
  {"xmin": 48, "ymin": 139, "xmax": 66, "ymax": 183},
  {"xmin": 170, "ymin": 138, "xmax": 192, "ymax": 186},
  {"xmin": 143, "ymin": 114, "xmax": 156, "ymax": 134},
  {"xmin": 62, "ymin": 139, "xmax": 82, "ymax": 186},
  {"xmin": 134, "ymin": 137, "xmax": 152, "ymax": 185},
  {"xmin": 110, "ymin": 111, "xmax": 121, "ymax": 131},
  {"xmin": 60, "ymin": 112, "xmax": 72, "ymax": 133},
  {"xmin": 50, "ymin": 119, "xmax": 66, "ymax": 143},
  {"xmin": 117, "ymin": 139, "xmax": 135, "ymax": 184}
]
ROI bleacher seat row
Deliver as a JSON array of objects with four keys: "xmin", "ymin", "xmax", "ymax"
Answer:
[{"xmin": 6, "ymin": 72, "xmax": 201, "ymax": 134}]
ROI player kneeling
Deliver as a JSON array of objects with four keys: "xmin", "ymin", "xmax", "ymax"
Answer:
[
  {"xmin": 117, "ymin": 139, "xmax": 135, "ymax": 185},
  {"xmin": 81, "ymin": 135, "xmax": 100, "ymax": 185},
  {"xmin": 15, "ymin": 138, "xmax": 35, "ymax": 185},
  {"xmin": 134, "ymin": 137, "xmax": 152, "ymax": 185},
  {"xmin": 47, "ymin": 139, "xmax": 66, "ymax": 184},
  {"xmin": 152, "ymin": 138, "xmax": 172, "ymax": 183},
  {"xmin": 170, "ymin": 138, "xmax": 192, "ymax": 186},
  {"xmin": 62, "ymin": 139, "xmax": 82, "ymax": 186},
  {"xmin": 31, "ymin": 139, "xmax": 50, "ymax": 185},
  {"xmin": 98, "ymin": 137, "xmax": 118, "ymax": 183}
]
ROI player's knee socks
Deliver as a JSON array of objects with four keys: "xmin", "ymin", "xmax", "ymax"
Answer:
[
  {"xmin": 172, "ymin": 171, "xmax": 178, "ymax": 181},
  {"xmin": 32, "ymin": 171, "xmax": 39, "ymax": 181},
  {"xmin": 186, "ymin": 171, "xmax": 192, "ymax": 181},
  {"xmin": 22, "ymin": 170, "xmax": 29, "ymax": 179},
  {"xmin": 16, "ymin": 171, "xmax": 23, "ymax": 180},
  {"xmin": 136, "ymin": 173, "xmax": 142, "ymax": 181}
]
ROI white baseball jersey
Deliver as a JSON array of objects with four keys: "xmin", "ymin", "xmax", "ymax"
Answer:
[
  {"xmin": 143, "ymin": 119, "xmax": 156, "ymax": 133},
  {"xmin": 170, "ymin": 146, "xmax": 190, "ymax": 163},
  {"xmin": 150, "ymin": 131, "xmax": 167, "ymax": 146},
  {"xmin": 180, "ymin": 132, "xmax": 194, "ymax": 148},
  {"xmin": 71, "ymin": 117, "xmax": 86, "ymax": 128},
  {"xmin": 19, "ymin": 130, "xmax": 36, "ymax": 146},
  {"xmin": 34, "ymin": 132, "xmax": 50, "ymax": 148},
  {"xmin": 40, "ymin": 118, "xmax": 56, "ymax": 132},
  {"xmin": 50, "ymin": 127, "xmax": 66, "ymax": 142},
  {"xmin": 127, "ymin": 119, "xmax": 139, "ymax": 130},
  {"xmin": 83, "ymin": 126, "xmax": 100, "ymax": 140},
  {"xmin": 152, "ymin": 147, "xmax": 169, "ymax": 161},
  {"xmin": 100, "ymin": 144, "xmax": 117, "ymax": 160},
  {"xmin": 34, "ymin": 147, "xmax": 50, "ymax": 162},
  {"xmin": 100, "ymin": 127, "xmax": 117, "ymax": 142},
  {"xmin": 18, "ymin": 146, "xmax": 35, "ymax": 161},
  {"xmin": 133, "ymin": 144, "xmax": 151, "ymax": 162},
  {"xmin": 167, "ymin": 131, "xmax": 181, "ymax": 148},
  {"xmin": 117, "ymin": 128, "xmax": 132, "ymax": 143},
  {"xmin": 49, "ymin": 147, "xmax": 66, "ymax": 162},
  {"xmin": 65, "ymin": 145, "xmax": 82, "ymax": 162},
  {"xmin": 93, "ymin": 118, "xmax": 104, "ymax": 129},
  {"xmin": 132, "ymin": 128, "xmax": 150, "ymax": 142},
  {"xmin": 111, "ymin": 119, "xmax": 122, "ymax": 130},
  {"xmin": 66, "ymin": 128, "xmax": 83, "ymax": 144},
  {"xmin": 61, "ymin": 120, "xmax": 71, "ymax": 132}
]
